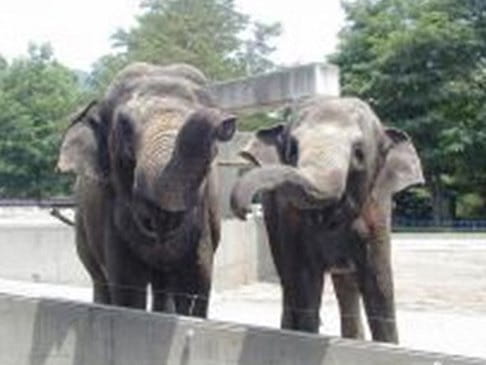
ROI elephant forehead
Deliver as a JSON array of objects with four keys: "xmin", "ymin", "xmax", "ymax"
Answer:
[
  {"xmin": 295, "ymin": 97, "xmax": 380, "ymax": 132},
  {"xmin": 294, "ymin": 123, "xmax": 361, "ymax": 146},
  {"xmin": 126, "ymin": 94, "xmax": 186, "ymax": 123},
  {"xmin": 147, "ymin": 110, "xmax": 185, "ymax": 130}
]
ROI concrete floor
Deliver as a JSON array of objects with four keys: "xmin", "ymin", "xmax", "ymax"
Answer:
[{"xmin": 1, "ymin": 234, "xmax": 486, "ymax": 359}]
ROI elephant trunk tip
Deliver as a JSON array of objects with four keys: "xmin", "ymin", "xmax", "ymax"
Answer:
[
  {"xmin": 56, "ymin": 156, "xmax": 73, "ymax": 173},
  {"xmin": 239, "ymin": 151, "xmax": 260, "ymax": 167},
  {"xmin": 230, "ymin": 180, "xmax": 252, "ymax": 221}
]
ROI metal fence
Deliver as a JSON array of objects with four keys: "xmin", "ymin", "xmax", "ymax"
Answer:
[
  {"xmin": 393, "ymin": 218, "xmax": 486, "ymax": 232},
  {"xmin": 2, "ymin": 198, "xmax": 486, "ymax": 233}
]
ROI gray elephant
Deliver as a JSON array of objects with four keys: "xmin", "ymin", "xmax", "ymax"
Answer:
[
  {"xmin": 58, "ymin": 63, "xmax": 236, "ymax": 317},
  {"xmin": 231, "ymin": 96, "xmax": 423, "ymax": 342}
]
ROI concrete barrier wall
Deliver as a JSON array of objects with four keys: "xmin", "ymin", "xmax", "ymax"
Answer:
[
  {"xmin": 0, "ymin": 293, "xmax": 481, "ymax": 365},
  {"xmin": 0, "ymin": 212, "xmax": 275, "ymax": 291},
  {"xmin": 210, "ymin": 63, "xmax": 340, "ymax": 112}
]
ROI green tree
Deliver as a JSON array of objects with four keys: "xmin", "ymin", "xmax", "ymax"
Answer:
[
  {"xmin": 332, "ymin": 0, "xmax": 486, "ymax": 223},
  {"xmin": 236, "ymin": 21, "xmax": 283, "ymax": 75},
  {"xmin": 0, "ymin": 55, "xmax": 6, "ymax": 72},
  {"xmin": 88, "ymin": 53, "xmax": 130, "ymax": 95},
  {"xmin": 0, "ymin": 44, "xmax": 86, "ymax": 198},
  {"xmin": 91, "ymin": 0, "xmax": 281, "ymax": 93}
]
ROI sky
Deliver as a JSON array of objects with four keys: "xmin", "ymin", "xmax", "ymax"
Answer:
[{"xmin": 0, "ymin": 0, "xmax": 345, "ymax": 71}]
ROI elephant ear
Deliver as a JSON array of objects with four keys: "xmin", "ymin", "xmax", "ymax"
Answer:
[
  {"xmin": 373, "ymin": 128, "xmax": 424, "ymax": 198},
  {"xmin": 239, "ymin": 123, "xmax": 285, "ymax": 166},
  {"xmin": 57, "ymin": 101, "xmax": 105, "ymax": 180}
]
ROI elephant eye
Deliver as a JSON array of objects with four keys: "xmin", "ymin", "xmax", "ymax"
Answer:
[
  {"xmin": 142, "ymin": 217, "xmax": 155, "ymax": 232},
  {"xmin": 352, "ymin": 144, "xmax": 365, "ymax": 165},
  {"xmin": 134, "ymin": 211, "xmax": 157, "ymax": 237},
  {"xmin": 164, "ymin": 210, "xmax": 185, "ymax": 231}
]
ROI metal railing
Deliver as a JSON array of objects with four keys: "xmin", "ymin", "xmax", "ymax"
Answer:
[
  {"xmin": 0, "ymin": 198, "xmax": 76, "ymax": 226},
  {"xmin": 0, "ymin": 198, "xmax": 75, "ymax": 208},
  {"xmin": 393, "ymin": 218, "xmax": 486, "ymax": 232},
  {"xmin": 2, "ymin": 199, "xmax": 485, "ymax": 232}
]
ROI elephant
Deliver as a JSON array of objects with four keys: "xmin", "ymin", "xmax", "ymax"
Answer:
[
  {"xmin": 57, "ymin": 62, "xmax": 237, "ymax": 317},
  {"xmin": 230, "ymin": 96, "xmax": 424, "ymax": 342}
]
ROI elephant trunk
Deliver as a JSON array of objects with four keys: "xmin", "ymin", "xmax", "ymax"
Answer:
[
  {"xmin": 135, "ymin": 114, "xmax": 216, "ymax": 212},
  {"xmin": 231, "ymin": 165, "xmax": 342, "ymax": 219},
  {"xmin": 232, "ymin": 140, "xmax": 351, "ymax": 219}
]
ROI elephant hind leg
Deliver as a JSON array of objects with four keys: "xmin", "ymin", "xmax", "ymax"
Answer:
[{"xmin": 331, "ymin": 272, "xmax": 364, "ymax": 339}]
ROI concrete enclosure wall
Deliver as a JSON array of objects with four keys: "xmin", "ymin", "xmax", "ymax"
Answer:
[
  {"xmin": 0, "ymin": 293, "xmax": 481, "ymax": 365},
  {"xmin": 0, "ymin": 211, "xmax": 275, "ymax": 291},
  {"xmin": 210, "ymin": 63, "xmax": 340, "ymax": 112}
]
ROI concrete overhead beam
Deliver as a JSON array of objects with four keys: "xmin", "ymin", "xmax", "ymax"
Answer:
[
  {"xmin": 1, "ymin": 293, "xmax": 482, "ymax": 365},
  {"xmin": 209, "ymin": 63, "xmax": 340, "ymax": 113}
]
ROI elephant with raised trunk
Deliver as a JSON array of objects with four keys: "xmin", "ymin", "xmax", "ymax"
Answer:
[
  {"xmin": 58, "ymin": 63, "xmax": 236, "ymax": 317},
  {"xmin": 231, "ymin": 96, "xmax": 423, "ymax": 342}
]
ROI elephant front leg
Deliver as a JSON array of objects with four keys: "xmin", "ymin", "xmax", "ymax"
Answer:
[
  {"xmin": 280, "ymin": 264, "xmax": 324, "ymax": 333},
  {"xmin": 357, "ymin": 237, "xmax": 398, "ymax": 343},
  {"xmin": 106, "ymin": 256, "xmax": 149, "ymax": 309},
  {"xmin": 173, "ymin": 261, "xmax": 212, "ymax": 318},
  {"xmin": 175, "ymin": 290, "xmax": 209, "ymax": 318},
  {"xmin": 331, "ymin": 272, "xmax": 364, "ymax": 339},
  {"xmin": 105, "ymin": 226, "xmax": 149, "ymax": 309},
  {"xmin": 151, "ymin": 272, "xmax": 176, "ymax": 313}
]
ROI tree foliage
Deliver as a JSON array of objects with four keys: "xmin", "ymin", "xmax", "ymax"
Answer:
[
  {"xmin": 91, "ymin": 0, "xmax": 281, "ymax": 93},
  {"xmin": 332, "ymin": 0, "xmax": 486, "ymax": 220},
  {"xmin": 0, "ymin": 44, "xmax": 86, "ymax": 198},
  {"xmin": 236, "ymin": 21, "xmax": 283, "ymax": 76}
]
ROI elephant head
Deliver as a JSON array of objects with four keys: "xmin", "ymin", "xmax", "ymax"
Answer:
[
  {"xmin": 58, "ymin": 64, "xmax": 236, "ymax": 264},
  {"xmin": 109, "ymin": 103, "xmax": 236, "ymax": 235},
  {"xmin": 231, "ymin": 97, "xmax": 424, "ymax": 227}
]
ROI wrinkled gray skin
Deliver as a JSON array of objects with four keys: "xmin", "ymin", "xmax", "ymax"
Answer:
[
  {"xmin": 231, "ymin": 97, "xmax": 424, "ymax": 342},
  {"xmin": 58, "ymin": 63, "xmax": 236, "ymax": 317}
]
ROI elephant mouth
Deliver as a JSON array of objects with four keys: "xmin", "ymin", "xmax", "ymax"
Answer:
[
  {"xmin": 305, "ymin": 193, "xmax": 360, "ymax": 230},
  {"xmin": 124, "ymin": 203, "xmax": 197, "ymax": 267},
  {"xmin": 306, "ymin": 205, "xmax": 343, "ymax": 230},
  {"xmin": 133, "ymin": 198, "xmax": 186, "ymax": 241},
  {"xmin": 307, "ymin": 205, "xmax": 336, "ymax": 226}
]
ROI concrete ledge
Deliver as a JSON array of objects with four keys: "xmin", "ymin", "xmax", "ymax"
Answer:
[
  {"xmin": 0, "ymin": 293, "xmax": 482, "ymax": 365},
  {"xmin": 210, "ymin": 63, "xmax": 340, "ymax": 112}
]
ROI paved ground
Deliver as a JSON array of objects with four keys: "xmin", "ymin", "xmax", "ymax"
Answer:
[{"xmin": 1, "ymin": 233, "xmax": 486, "ymax": 359}]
